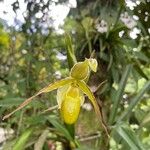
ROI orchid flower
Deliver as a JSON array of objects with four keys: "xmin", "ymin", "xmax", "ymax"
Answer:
[{"xmin": 3, "ymin": 58, "xmax": 109, "ymax": 136}]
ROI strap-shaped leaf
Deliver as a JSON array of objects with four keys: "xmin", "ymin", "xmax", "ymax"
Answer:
[
  {"xmin": 77, "ymin": 80, "xmax": 110, "ymax": 137},
  {"xmin": 115, "ymin": 124, "xmax": 145, "ymax": 150},
  {"xmin": 65, "ymin": 33, "xmax": 77, "ymax": 69},
  {"xmin": 3, "ymin": 78, "xmax": 74, "ymax": 120},
  {"xmin": 13, "ymin": 128, "xmax": 33, "ymax": 150},
  {"xmin": 109, "ymin": 65, "xmax": 131, "ymax": 124},
  {"xmin": 118, "ymin": 81, "xmax": 150, "ymax": 122}
]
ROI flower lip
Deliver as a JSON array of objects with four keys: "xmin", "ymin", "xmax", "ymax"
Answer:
[
  {"xmin": 60, "ymin": 96, "xmax": 81, "ymax": 124},
  {"xmin": 66, "ymin": 84, "xmax": 80, "ymax": 98}
]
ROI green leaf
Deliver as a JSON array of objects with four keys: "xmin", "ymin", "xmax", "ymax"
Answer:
[
  {"xmin": 139, "ymin": 0, "xmax": 146, "ymax": 4},
  {"xmin": 109, "ymin": 65, "xmax": 132, "ymax": 124},
  {"xmin": 0, "ymin": 98, "xmax": 24, "ymax": 107},
  {"xmin": 65, "ymin": 33, "xmax": 77, "ymax": 69},
  {"xmin": 13, "ymin": 128, "xmax": 33, "ymax": 150},
  {"xmin": 81, "ymin": 17, "xmax": 93, "ymax": 31},
  {"xmin": 27, "ymin": 115, "xmax": 47, "ymax": 125},
  {"xmin": 47, "ymin": 116, "xmax": 73, "ymax": 141},
  {"xmin": 115, "ymin": 124, "xmax": 145, "ymax": 150},
  {"xmin": 118, "ymin": 81, "xmax": 150, "ymax": 121},
  {"xmin": 141, "ymin": 111, "xmax": 150, "ymax": 127},
  {"xmin": 134, "ymin": 51, "xmax": 150, "ymax": 63},
  {"xmin": 107, "ymin": 54, "xmax": 113, "ymax": 71},
  {"xmin": 134, "ymin": 64, "xmax": 149, "ymax": 80}
]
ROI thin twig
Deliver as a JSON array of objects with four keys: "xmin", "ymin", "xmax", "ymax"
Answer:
[
  {"xmin": 93, "ymin": 80, "xmax": 107, "ymax": 93},
  {"xmin": 41, "ymin": 105, "xmax": 58, "ymax": 114},
  {"xmin": 76, "ymin": 132, "xmax": 101, "ymax": 142}
]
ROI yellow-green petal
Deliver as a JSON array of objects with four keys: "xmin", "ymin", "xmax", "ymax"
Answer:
[
  {"xmin": 57, "ymin": 85, "xmax": 70, "ymax": 108},
  {"xmin": 41, "ymin": 78, "xmax": 74, "ymax": 93},
  {"xmin": 3, "ymin": 78, "xmax": 74, "ymax": 120},
  {"xmin": 79, "ymin": 91, "xmax": 85, "ymax": 106},
  {"xmin": 77, "ymin": 80, "xmax": 109, "ymax": 137},
  {"xmin": 87, "ymin": 58, "xmax": 98, "ymax": 72}
]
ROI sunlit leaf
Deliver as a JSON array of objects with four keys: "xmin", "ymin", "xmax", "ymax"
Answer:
[
  {"xmin": 65, "ymin": 33, "xmax": 77, "ymax": 69},
  {"xmin": 141, "ymin": 111, "xmax": 150, "ymax": 127},
  {"xmin": 13, "ymin": 128, "xmax": 33, "ymax": 150}
]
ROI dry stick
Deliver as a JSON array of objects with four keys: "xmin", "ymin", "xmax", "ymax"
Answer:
[
  {"xmin": 92, "ymin": 93, "xmax": 110, "ymax": 138},
  {"xmin": 99, "ymin": 104, "xmax": 110, "ymax": 138},
  {"xmin": 98, "ymin": 104, "xmax": 110, "ymax": 138},
  {"xmin": 92, "ymin": 80, "xmax": 110, "ymax": 138},
  {"xmin": 41, "ymin": 105, "xmax": 58, "ymax": 114},
  {"xmin": 77, "ymin": 133, "xmax": 101, "ymax": 142},
  {"xmin": 93, "ymin": 80, "xmax": 107, "ymax": 93},
  {"xmin": 92, "ymin": 96, "xmax": 110, "ymax": 138},
  {"xmin": 93, "ymin": 95, "xmax": 110, "ymax": 138}
]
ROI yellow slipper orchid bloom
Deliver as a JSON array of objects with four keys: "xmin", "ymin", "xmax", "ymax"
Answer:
[{"xmin": 3, "ymin": 58, "xmax": 109, "ymax": 136}]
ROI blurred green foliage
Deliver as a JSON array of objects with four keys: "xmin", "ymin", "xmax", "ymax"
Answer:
[{"xmin": 0, "ymin": 0, "xmax": 150, "ymax": 150}]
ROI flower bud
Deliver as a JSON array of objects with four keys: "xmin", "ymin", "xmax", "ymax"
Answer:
[
  {"xmin": 70, "ymin": 62, "xmax": 89, "ymax": 80},
  {"xmin": 87, "ymin": 58, "xmax": 98, "ymax": 72}
]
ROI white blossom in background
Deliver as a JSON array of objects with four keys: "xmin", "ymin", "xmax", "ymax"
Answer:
[
  {"xmin": 21, "ymin": 49, "xmax": 27, "ymax": 54},
  {"xmin": 120, "ymin": 12, "xmax": 137, "ymax": 29},
  {"xmin": 0, "ymin": 128, "xmax": 14, "ymax": 143},
  {"xmin": 95, "ymin": 20, "xmax": 108, "ymax": 33},
  {"xmin": 148, "ymin": 28, "xmax": 150, "ymax": 34},
  {"xmin": 82, "ymin": 103, "xmax": 92, "ymax": 111},
  {"xmin": 90, "ymin": 85, "xmax": 97, "ymax": 93},
  {"xmin": 125, "ymin": 0, "xmax": 137, "ymax": 10},
  {"xmin": 130, "ymin": 27, "xmax": 141, "ymax": 39},
  {"xmin": 119, "ymin": 30, "xmax": 125, "ymax": 37},
  {"xmin": 133, "ymin": 15, "xmax": 139, "ymax": 21},
  {"xmin": 0, "ymin": 0, "xmax": 77, "ymax": 34},
  {"xmin": 55, "ymin": 71, "xmax": 61, "ymax": 79},
  {"xmin": 56, "ymin": 52, "xmax": 67, "ymax": 60},
  {"xmin": 130, "ymin": 124, "xmax": 139, "ymax": 130}
]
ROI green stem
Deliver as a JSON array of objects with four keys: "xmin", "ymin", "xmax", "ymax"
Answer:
[
  {"xmin": 65, "ymin": 123, "xmax": 80, "ymax": 149},
  {"xmin": 86, "ymin": 31, "xmax": 92, "ymax": 54}
]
